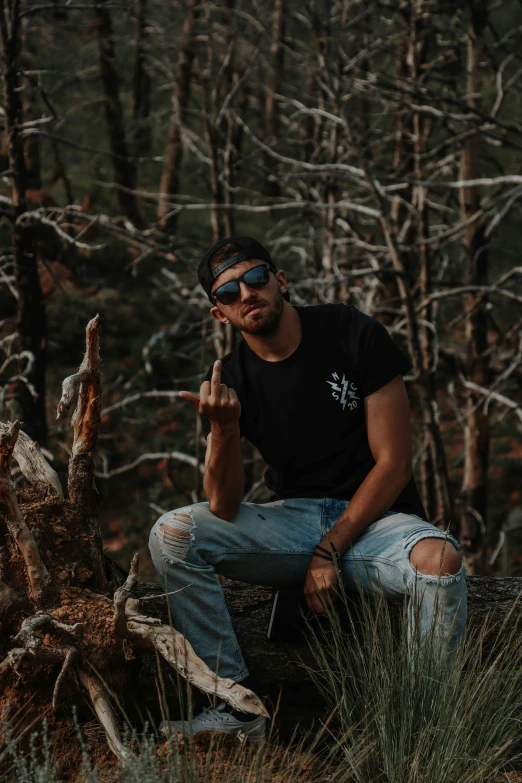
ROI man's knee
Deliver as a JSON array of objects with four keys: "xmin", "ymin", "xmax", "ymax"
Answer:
[
  {"xmin": 409, "ymin": 537, "xmax": 462, "ymax": 577},
  {"xmin": 150, "ymin": 507, "xmax": 197, "ymax": 564}
]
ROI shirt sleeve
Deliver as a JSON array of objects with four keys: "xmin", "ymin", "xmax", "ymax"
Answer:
[{"xmin": 355, "ymin": 313, "xmax": 413, "ymax": 398}]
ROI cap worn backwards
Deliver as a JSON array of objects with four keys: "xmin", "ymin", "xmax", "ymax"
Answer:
[{"xmin": 198, "ymin": 235, "xmax": 278, "ymax": 303}]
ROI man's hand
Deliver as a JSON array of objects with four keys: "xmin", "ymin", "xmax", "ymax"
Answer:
[
  {"xmin": 179, "ymin": 359, "xmax": 241, "ymax": 432},
  {"xmin": 179, "ymin": 359, "xmax": 244, "ymax": 520},
  {"xmin": 304, "ymin": 556, "xmax": 339, "ymax": 614}
]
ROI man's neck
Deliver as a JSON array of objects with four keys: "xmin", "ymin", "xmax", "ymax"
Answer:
[{"xmin": 241, "ymin": 303, "xmax": 302, "ymax": 362}]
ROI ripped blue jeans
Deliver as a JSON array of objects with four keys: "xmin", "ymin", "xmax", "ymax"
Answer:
[{"xmin": 148, "ymin": 498, "xmax": 467, "ymax": 682}]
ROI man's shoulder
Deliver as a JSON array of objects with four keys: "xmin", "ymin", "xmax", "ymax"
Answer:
[
  {"xmin": 297, "ymin": 302, "xmax": 349, "ymax": 323},
  {"xmin": 298, "ymin": 302, "xmax": 374, "ymax": 330}
]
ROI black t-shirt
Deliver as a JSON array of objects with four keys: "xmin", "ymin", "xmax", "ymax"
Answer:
[{"xmin": 201, "ymin": 304, "xmax": 426, "ymax": 520}]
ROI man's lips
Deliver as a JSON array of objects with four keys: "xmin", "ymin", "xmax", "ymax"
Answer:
[{"xmin": 242, "ymin": 303, "xmax": 266, "ymax": 317}]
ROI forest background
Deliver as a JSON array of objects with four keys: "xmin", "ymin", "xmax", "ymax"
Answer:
[{"xmin": 1, "ymin": 0, "xmax": 522, "ymax": 582}]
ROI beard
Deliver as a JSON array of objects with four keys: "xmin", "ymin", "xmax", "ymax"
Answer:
[{"xmin": 235, "ymin": 290, "xmax": 284, "ymax": 337}]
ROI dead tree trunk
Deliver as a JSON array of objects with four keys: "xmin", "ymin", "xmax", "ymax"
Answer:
[
  {"xmin": 130, "ymin": 0, "xmax": 151, "ymax": 156},
  {"xmin": 263, "ymin": 0, "xmax": 284, "ymax": 198},
  {"xmin": 199, "ymin": 2, "xmax": 225, "ymax": 243},
  {"xmin": 392, "ymin": 1, "xmax": 439, "ymax": 525},
  {"xmin": 198, "ymin": 2, "xmax": 238, "ymax": 357},
  {"xmin": 55, "ymin": 315, "xmax": 109, "ymax": 594},
  {"xmin": 0, "ymin": 0, "xmax": 48, "ymax": 448},
  {"xmin": 20, "ymin": 42, "xmax": 41, "ymax": 190},
  {"xmin": 0, "ymin": 319, "xmax": 267, "ymax": 766},
  {"xmin": 157, "ymin": 0, "xmax": 199, "ymax": 233},
  {"xmin": 372, "ymin": 0, "xmax": 453, "ymax": 528},
  {"xmin": 94, "ymin": 0, "xmax": 142, "ymax": 227},
  {"xmin": 459, "ymin": 1, "xmax": 489, "ymax": 574}
]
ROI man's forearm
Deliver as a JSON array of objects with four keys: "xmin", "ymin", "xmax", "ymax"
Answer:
[
  {"xmin": 318, "ymin": 460, "xmax": 412, "ymax": 555},
  {"xmin": 204, "ymin": 425, "xmax": 244, "ymax": 521}
]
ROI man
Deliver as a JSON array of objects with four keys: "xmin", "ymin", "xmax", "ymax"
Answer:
[{"xmin": 149, "ymin": 235, "xmax": 466, "ymax": 741}]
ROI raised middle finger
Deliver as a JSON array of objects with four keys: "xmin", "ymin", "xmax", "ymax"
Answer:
[
  {"xmin": 210, "ymin": 359, "xmax": 222, "ymax": 399},
  {"xmin": 211, "ymin": 359, "xmax": 222, "ymax": 388}
]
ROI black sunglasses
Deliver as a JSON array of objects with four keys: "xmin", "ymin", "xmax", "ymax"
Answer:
[{"xmin": 212, "ymin": 263, "xmax": 271, "ymax": 305}]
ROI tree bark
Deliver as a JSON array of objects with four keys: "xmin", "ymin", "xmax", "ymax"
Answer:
[
  {"xmin": 459, "ymin": 1, "xmax": 489, "ymax": 574},
  {"xmin": 130, "ymin": 0, "xmax": 151, "ymax": 156},
  {"xmin": 157, "ymin": 0, "xmax": 199, "ymax": 232},
  {"xmin": 56, "ymin": 315, "xmax": 109, "ymax": 594},
  {"xmin": 377, "ymin": 0, "xmax": 453, "ymax": 527},
  {"xmin": 1, "ymin": 424, "xmax": 63, "ymax": 498},
  {"xmin": 94, "ymin": 0, "xmax": 142, "ymax": 227},
  {"xmin": 263, "ymin": 0, "xmax": 284, "ymax": 198},
  {"xmin": 0, "ymin": 421, "xmax": 50, "ymax": 602},
  {"xmin": 20, "ymin": 40, "xmax": 41, "ymax": 190},
  {"xmin": 0, "ymin": 0, "xmax": 48, "ymax": 448}
]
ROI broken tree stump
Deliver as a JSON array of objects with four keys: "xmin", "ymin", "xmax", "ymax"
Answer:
[{"xmin": 0, "ymin": 316, "xmax": 266, "ymax": 769}]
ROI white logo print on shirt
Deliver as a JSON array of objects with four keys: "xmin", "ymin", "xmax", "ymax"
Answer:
[{"xmin": 327, "ymin": 372, "xmax": 360, "ymax": 411}]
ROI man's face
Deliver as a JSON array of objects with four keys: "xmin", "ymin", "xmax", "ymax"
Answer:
[{"xmin": 210, "ymin": 257, "xmax": 287, "ymax": 337}]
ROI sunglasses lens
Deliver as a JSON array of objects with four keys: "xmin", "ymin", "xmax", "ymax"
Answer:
[
  {"xmin": 243, "ymin": 265, "xmax": 270, "ymax": 287},
  {"xmin": 214, "ymin": 282, "xmax": 240, "ymax": 305},
  {"xmin": 213, "ymin": 264, "xmax": 271, "ymax": 304}
]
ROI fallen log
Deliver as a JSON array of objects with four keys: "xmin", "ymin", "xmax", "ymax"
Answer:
[{"xmin": 130, "ymin": 574, "xmax": 522, "ymax": 738}]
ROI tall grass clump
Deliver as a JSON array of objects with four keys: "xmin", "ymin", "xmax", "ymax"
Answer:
[{"xmin": 305, "ymin": 580, "xmax": 522, "ymax": 783}]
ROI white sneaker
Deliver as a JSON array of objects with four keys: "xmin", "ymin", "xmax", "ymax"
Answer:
[{"xmin": 160, "ymin": 702, "xmax": 266, "ymax": 742}]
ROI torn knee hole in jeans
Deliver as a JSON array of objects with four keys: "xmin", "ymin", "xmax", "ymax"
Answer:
[
  {"xmin": 158, "ymin": 511, "xmax": 195, "ymax": 563},
  {"xmin": 407, "ymin": 534, "xmax": 465, "ymax": 586}
]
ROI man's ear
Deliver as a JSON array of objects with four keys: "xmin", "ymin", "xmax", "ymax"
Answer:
[
  {"xmin": 275, "ymin": 269, "xmax": 287, "ymax": 295},
  {"xmin": 210, "ymin": 305, "xmax": 230, "ymax": 324}
]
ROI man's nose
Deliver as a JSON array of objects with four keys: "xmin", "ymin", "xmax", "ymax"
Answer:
[{"xmin": 239, "ymin": 281, "xmax": 257, "ymax": 300}]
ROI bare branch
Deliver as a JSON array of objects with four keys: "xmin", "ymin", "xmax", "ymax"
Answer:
[
  {"xmin": 0, "ymin": 421, "xmax": 49, "ymax": 600},
  {"xmin": 52, "ymin": 647, "xmax": 79, "ymax": 711},
  {"xmin": 459, "ymin": 377, "xmax": 522, "ymax": 423},
  {"xmin": 405, "ymin": 174, "xmax": 522, "ymax": 189},
  {"xmin": 100, "ymin": 390, "xmax": 182, "ymax": 417},
  {"xmin": 78, "ymin": 669, "xmax": 132, "ymax": 765},
  {"xmin": 124, "ymin": 596, "xmax": 269, "ymax": 718},
  {"xmin": 59, "ymin": 316, "xmax": 109, "ymax": 593},
  {"xmin": 56, "ymin": 371, "xmax": 90, "ymax": 421},
  {"xmin": 0, "ymin": 423, "xmax": 63, "ymax": 498},
  {"xmin": 94, "ymin": 451, "xmax": 204, "ymax": 479},
  {"xmin": 16, "ymin": 211, "xmax": 105, "ymax": 251},
  {"xmin": 12, "ymin": 613, "xmax": 82, "ymax": 648},
  {"xmin": 113, "ymin": 553, "xmax": 140, "ymax": 641},
  {"xmin": 112, "ymin": 555, "xmax": 268, "ymax": 717}
]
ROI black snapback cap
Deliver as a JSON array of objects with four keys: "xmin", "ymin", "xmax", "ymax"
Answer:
[{"xmin": 198, "ymin": 235, "xmax": 282, "ymax": 303}]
